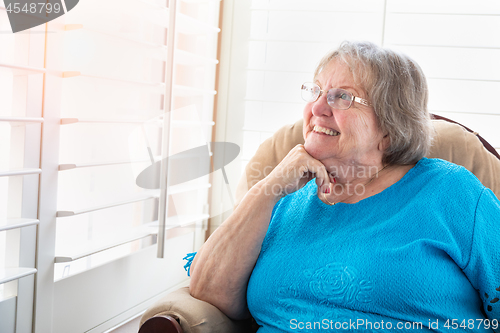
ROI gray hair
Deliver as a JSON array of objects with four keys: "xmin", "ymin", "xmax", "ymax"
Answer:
[{"xmin": 314, "ymin": 41, "xmax": 433, "ymax": 165}]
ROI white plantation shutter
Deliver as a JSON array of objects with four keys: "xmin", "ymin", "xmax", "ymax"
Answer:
[
  {"xmin": 0, "ymin": 2, "xmax": 45, "ymax": 331},
  {"xmin": 49, "ymin": 1, "xmax": 220, "ymax": 332},
  {"xmin": 0, "ymin": 0, "xmax": 221, "ymax": 332},
  {"xmin": 216, "ymin": 0, "xmax": 500, "ymax": 204}
]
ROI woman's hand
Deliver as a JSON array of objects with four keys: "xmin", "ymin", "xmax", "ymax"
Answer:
[{"xmin": 262, "ymin": 144, "xmax": 331, "ymax": 199}]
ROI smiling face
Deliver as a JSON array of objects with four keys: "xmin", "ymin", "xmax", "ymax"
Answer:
[{"xmin": 303, "ymin": 60, "xmax": 389, "ymax": 169}]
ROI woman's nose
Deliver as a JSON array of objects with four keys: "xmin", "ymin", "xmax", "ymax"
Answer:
[{"xmin": 311, "ymin": 94, "xmax": 333, "ymax": 117}]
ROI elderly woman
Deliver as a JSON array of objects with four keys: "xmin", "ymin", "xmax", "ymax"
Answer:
[{"xmin": 187, "ymin": 41, "xmax": 500, "ymax": 332}]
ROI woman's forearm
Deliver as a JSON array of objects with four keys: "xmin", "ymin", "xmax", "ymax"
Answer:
[
  {"xmin": 188, "ymin": 180, "xmax": 279, "ymax": 320},
  {"xmin": 188, "ymin": 145, "xmax": 330, "ymax": 319}
]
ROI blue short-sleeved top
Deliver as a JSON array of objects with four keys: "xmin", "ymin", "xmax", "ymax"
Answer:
[{"xmin": 247, "ymin": 158, "xmax": 500, "ymax": 332}]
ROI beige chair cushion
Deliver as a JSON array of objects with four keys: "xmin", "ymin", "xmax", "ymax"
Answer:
[
  {"xmin": 140, "ymin": 287, "xmax": 255, "ymax": 333},
  {"xmin": 235, "ymin": 119, "xmax": 500, "ymax": 206}
]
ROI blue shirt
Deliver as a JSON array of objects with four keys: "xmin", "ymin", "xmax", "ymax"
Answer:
[{"xmin": 247, "ymin": 158, "xmax": 500, "ymax": 332}]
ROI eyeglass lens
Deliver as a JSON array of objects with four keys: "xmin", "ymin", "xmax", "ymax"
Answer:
[
  {"xmin": 301, "ymin": 83, "xmax": 353, "ymax": 110},
  {"xmin": 301, "ymin": 83, "xmax": 319, "ymax": 102}
]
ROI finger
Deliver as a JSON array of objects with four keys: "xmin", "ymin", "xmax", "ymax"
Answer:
[
  {"xmin": 293, "ymin": 148, "xmax": 330, "ymax": 192},
  {"xmin": 290, "ymin": 144, "xmax": 304, "ymax": 154},
  {"xmin": 328, "ymin": 173, "xmax": 336, "ymax": 184},
  {"xmin": 297, "ymin": 171, "xmax": 314, "ymax": 191},
  {"xmin": 309, "ymin": 160, "xmax": 330, "ymax": 194}
]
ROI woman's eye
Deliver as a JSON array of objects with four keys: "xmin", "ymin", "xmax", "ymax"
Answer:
[{"xmin": 334, "ymin": 93, "xmax": 346, "ymax": 100}]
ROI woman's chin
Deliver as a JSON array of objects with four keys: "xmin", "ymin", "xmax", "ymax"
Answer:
[{"xmin": 304, "ymin": 141, "xmax": 330, "ymax": 161}]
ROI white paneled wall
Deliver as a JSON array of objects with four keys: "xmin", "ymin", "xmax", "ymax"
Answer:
[
  {"xmin": 383, "ymin": 0, "xmax": 500, "ymax": 149},
  {"xmin": 384, "ymin": 15, "xmax": 500, "ymax": 47},
  {"xmin": 228, "ymin": 0, "xmax": 500, "ymax": 177},
  {"xmin": 386, "ymin": 0, "xmax": 500, "ymax": 14}
]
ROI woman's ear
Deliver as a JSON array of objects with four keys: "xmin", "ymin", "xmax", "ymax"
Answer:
[{"xmin": 378, "ymin": 134, "xmax": 390, "ymax": 151}]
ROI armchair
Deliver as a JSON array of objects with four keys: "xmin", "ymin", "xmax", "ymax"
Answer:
[{"xmin": 138, "ymin": 116, "xmax": 500, "ymax": 333}]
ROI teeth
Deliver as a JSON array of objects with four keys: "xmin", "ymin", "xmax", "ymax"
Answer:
[{"xmin": 313, "ymin": 125, "xmax": 340, "ymax": 136}]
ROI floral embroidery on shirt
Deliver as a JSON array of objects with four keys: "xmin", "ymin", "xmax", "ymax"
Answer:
[{"xmin": 304, "ymin": 263, "xmax": 373, "ymax": 305}]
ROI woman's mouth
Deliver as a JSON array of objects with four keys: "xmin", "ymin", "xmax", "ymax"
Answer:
[{"xmin": 313, "ymin": 125, "xmax": 340, "ymax": 136}]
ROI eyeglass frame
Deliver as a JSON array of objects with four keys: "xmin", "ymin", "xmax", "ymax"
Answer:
[{"xmin": 301, "ymin": 82, "xmax": 371, "ymax": 110}]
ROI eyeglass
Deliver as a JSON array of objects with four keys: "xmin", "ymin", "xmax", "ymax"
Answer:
[{"xmin": 301, "ymin": 82, "xmax": 370, "ymax": 110}]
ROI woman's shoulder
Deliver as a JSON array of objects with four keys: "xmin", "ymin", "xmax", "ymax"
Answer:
[
  {"xmin": 410, "ymin": 157, "xmax": 485, "ymax": 195},
  {"xmin": 416, "ymin": 157, "xmax": 472, "ymax": 175},
  {"xmin": 414, "ymin": 157, "xmax": 477, "ymax": 177}
]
